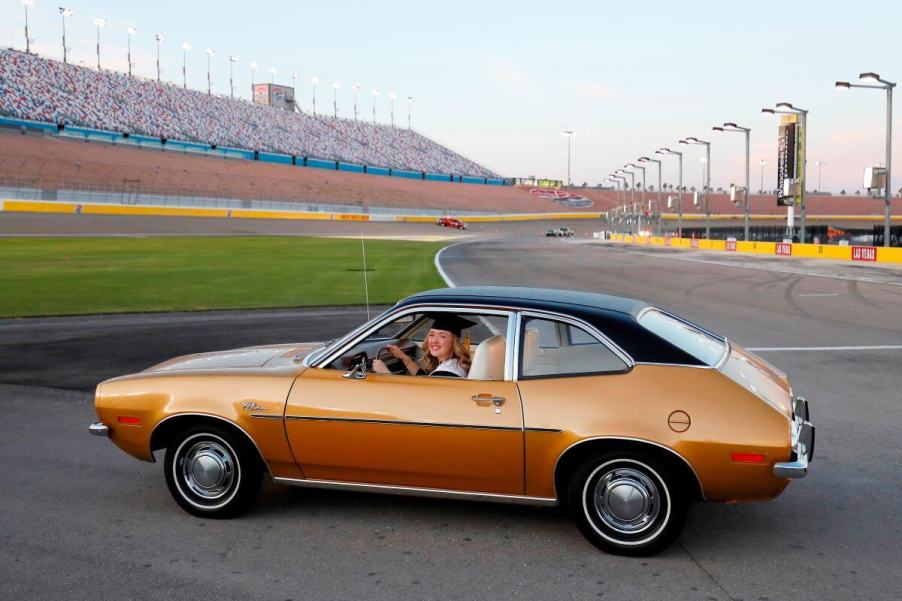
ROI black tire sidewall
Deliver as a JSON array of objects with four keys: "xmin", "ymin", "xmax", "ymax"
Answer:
[
  {"xmin": 568, "ymin": 452, "xmax": 686, "ymax": 556},
  {"xmin": 163, "ymin": 424, "xmax": 262, "ymax": 519}
]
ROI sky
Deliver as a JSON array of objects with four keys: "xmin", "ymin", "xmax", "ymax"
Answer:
[{"xmin": 3, "ymin": 0, "xmax": 901, "ymax": 193}]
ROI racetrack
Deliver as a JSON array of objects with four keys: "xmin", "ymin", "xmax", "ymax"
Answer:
[{"xmin": 2, "ymin": 231, "xmax": 901, "ymax": 600}]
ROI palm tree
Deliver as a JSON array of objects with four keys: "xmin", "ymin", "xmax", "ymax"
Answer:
[{"xmin": 840, "ymin": 189, "xmax": 846, "ymax": 196}]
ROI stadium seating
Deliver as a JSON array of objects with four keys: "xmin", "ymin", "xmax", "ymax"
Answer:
[{"xmin": 0, "ymin": 49, "xmax": 496, "ymax": 178}]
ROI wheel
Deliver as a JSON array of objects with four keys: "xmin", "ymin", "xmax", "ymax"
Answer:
[
  {"xmin": 163, "ymin": 424, "xmax": 263, "ymax": 518},
  {"xmin": 567, "ymin": 452, "xmax": 688, "ymax": 556}
]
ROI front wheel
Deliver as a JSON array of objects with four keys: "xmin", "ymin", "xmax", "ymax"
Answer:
[
  {"xmin": 567, "ymin": 453, "xmax": 688, "ymax": 556},
  {"xmin": 163, "ymin": 425, "xmax": 263, "ymax": 518}
]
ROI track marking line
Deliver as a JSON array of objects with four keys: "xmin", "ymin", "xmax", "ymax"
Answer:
[
  {"xmin": 797, "ymin": 293, "xmax": 839, "ymax": 297},
  {"xmin": 748, "ymin": 345, "xmax": 902, "ymax": 352}
]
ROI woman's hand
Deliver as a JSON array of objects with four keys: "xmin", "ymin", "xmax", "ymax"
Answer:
[
  {"xmin": 371, "ymin": 359, "xmax": 390, "ymax": 374},
  {"xmin": 386, "ymin": 344, "xmax": 407, "ymax": 360}
]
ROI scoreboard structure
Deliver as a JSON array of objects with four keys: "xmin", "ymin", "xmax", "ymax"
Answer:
[{"xmin": 252, "ymin": 84, "xmax": 296, "ymax": 112}]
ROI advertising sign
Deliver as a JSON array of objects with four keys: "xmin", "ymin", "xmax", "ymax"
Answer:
[
  {"xmin": 775, "ymin": 242, "xmax": 792, "ymax": 256},
  {"xmin": 851, "ymin": 246, "xmax": 877, "ymax": 261},
  {"xmin": 776, "ymin": 115, "xmax": 798, "ymax": 207}
]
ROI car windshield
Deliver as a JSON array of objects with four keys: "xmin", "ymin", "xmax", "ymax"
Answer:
[{"xmin": 638, "ymin": 309, "xmax": 727, "ymax": 367}]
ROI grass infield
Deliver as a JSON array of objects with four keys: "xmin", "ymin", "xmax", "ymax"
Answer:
[{"xmin": 0, "ymin": 236, "xmax": 448, "ymax": 318}]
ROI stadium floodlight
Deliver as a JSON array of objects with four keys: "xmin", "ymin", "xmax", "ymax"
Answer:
[
  {"xmin": 352, "ymin": 85, "xmax": 361, "ymax": 121},
  {"xmin": 656, "ymin": 147, "xmax": 684, "ymax": 237},
  {"xmin": 180, "ymin": 42, "xmax": 191, "ymax": 88},
  {"xmin": 311, "ymin": 77, "xmax": 320, "ymax": 116},
  {"xmin": 124, "ymin": 27, "xmax": 136, "ymax": 75},
  {"xmin": 713, "ymin": 121, "xmax": 752, "ymax": 240},
  {"xmin": 834, "ymin": 72, "xmax": 895, "ymax": 246},
  {"xmin": 406, "ymin": 96, "xmax": 413, "ymax": 131},
  {"xmin": 229, "ymin": 56, "xmax": 239, "ymax": 99},
  {"xmin": 155, "ymin": 34, "xmax": 165, "ymax": 83},
  {"xmin": 371, "ymin": 89, "xmax": 379, "ymax": 125},
  {"xmin": 815, "ymin": 161, "xmax": 827, "ymax": 192},
  {"xmin": 59, "ymin": 8, "xmax": 75, "ymax": 64},
  {"xmin": 93, "ymin": 18, "xmax": 107, "ymax": 70},
  {"xmin": 762, "ymin": 101, "xmax": 809, "ymax": 241},
  {"xmin": 389, "ymin": 93, "xmax": 397, "ymax": 127},
  {"xmin": 249, "ymin": 61, "xmax": 258, "ymax": 90},
  {"xmin": 206, "ymin": 49, "xmax": 216, "ymax": 94},
  {"xmin": 679, "ymin": 137, "xmax": 712, "ymax": 238},
  {"xmin": 332, "ymin": 82, "xmax": 341, "ymax": 118},
  {"xmin": 562, "ymin": 130, "xmax": 575, "ymax": 186},
  {"xmin": 22, "ymin": 0, "xmax": 34, "ymax": 54}
]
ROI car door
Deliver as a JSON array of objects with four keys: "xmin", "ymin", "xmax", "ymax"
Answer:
[{"xmin": 284, "ymin": 312, "xmax": 524, "ymax": 495}]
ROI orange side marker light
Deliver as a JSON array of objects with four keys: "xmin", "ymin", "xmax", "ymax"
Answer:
[{"xmin": 731, "ymin": 452, "xmax": 766, "ymax": 463}]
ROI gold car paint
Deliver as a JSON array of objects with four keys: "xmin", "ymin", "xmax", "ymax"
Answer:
[
  {"xmin": 518, "ymin": 364, "xmax": 792, "ymax": 501},
  {"xmin": 284, "ymin": 367, "xmax": 525, "ymax": 494}
]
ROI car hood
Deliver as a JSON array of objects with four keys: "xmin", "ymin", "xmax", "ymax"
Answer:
[
  {"xmin": 720, "ymin": 344, "xmax": 793, "ymax": 418},
  {"xmin": 144, "ymin": 342, "xmax": 324, "ymax": 373}
]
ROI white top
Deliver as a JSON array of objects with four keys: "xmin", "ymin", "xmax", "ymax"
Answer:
[{"xmin": 430, "ymin": 358, "xmax": 468, "ymax": 378}]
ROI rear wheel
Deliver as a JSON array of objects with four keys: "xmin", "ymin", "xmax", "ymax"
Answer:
[
  {"xmin": 163, "ymin": 425, "xmax": 262, "ymax": 518},
  {"xmin": 567, "ymin": 452, "xmax": 687, "ymax": 556}
]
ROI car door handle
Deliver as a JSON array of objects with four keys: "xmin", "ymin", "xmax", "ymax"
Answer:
[{"xmin": 471, "ymin": 394, "xmax": 505, "ymax": 406}]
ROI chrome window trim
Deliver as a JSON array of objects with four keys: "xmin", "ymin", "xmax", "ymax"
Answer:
[
  {"xmin": 636, "ymin": 306, "xmax": 729, "ymax": 368},
  {"xmin": 633, "ymin": 361, "xmax": 716, "ymax": 370},
  {"xmin": 313, "ymin": 303, "xmax": 516, "ymax": 377},
  {"xmin": 552, "ymin": 435, "xmax": 706, "ymax": 501},
  {"xmin": 516, "ymin": 309, "xmax": 635, "ymax": 379},
  {"xmin": 272, "ymin": 476, "xmax": 558, "ymax": 507}
]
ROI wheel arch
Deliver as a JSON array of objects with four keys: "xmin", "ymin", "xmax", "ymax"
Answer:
[
  {"xmin": 553, "ymin": 437, "xmax": 704, "ymax": 506},
  {"xmin": 150, "ymin": 413, "xmax": 270, "ymax": 475}
]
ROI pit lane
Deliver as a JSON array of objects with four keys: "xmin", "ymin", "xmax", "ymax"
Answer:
[{"xmin": 1, "ymin": 229, "xmax": 900, "ymax": 601}]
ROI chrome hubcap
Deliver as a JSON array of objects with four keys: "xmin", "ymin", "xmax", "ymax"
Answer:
[
  {"xmin": 593, "ymin": 467, "xmax": 660, "ymax": 534},
  {"xmin": 181, "ymin": 441, "xmax": 235, "ymax": 500}
]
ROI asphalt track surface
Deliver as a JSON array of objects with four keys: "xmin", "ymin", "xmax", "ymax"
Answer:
[{"xmin": 2, "ymin": 217, "xmax": 901, "ymax": 601}]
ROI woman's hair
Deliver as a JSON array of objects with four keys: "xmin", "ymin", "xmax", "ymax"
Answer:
[{"xmin": 419, "ymin": 331, "xmax": 472, "ymax": 373}]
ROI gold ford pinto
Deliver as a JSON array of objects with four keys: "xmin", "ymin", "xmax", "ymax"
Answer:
[{"xmin": 90, "ymin": 286, "xmax": 814, "ymax": 556}]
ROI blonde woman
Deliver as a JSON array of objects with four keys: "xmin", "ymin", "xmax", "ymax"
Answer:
[{"xmin": 372, "ymin": 315, "xmax": 473, "ymax": 378}]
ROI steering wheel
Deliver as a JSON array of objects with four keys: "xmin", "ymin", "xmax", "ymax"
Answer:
[{"xmin": 376, "ymin": 340, "xmax": 414, "ymax": 374}]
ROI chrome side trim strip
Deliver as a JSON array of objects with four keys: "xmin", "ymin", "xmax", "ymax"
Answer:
[
  {"xmin": 525, "ymin": 427, "xmax": 564, "ymax": 433},
  {"xmin": 284, "ymin": 414, "xmax": 522, "ymax": 432},
  {"xmin": 247, "ymin": 414, "xmax": 283, "ymax": 420},
  {"xmin": 551, "ymin": 436, "xmax": 706, "ymax": 501},
  {"xmin": 272, "ymin": 476, "xmax": 558, "ymax": 506}
]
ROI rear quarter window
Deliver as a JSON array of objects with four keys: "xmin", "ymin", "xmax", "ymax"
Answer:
[{"xmin": 638, "ymin": 309, "xmax": 726, "ymax": 367}]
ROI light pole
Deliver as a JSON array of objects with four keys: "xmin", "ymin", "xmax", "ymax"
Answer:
[
  {"xmin": 228, "ymin": 56, "xmax": 239, "ymax": 99},
  {"xmin": 332, "ymin": 82, "xmax": 340, "ymax": 118},
  {"xmin": 836, "ymin": 73, "xmax": 895, "ymax": 247},
  {"xmin": 353, "ymin": 85, "xmax": 360, "ymax": 121},
  {"xmin": 249, "ymin": 62, "xmax": 257, "ymax": 89},
  {"xmin": 269, "ymin": 66, "xmax": 277, "ymax": 84},
  {"xmin": 815, "ymin": 161, "xmax": 826, "ymax": 192},
  {"xmin": 125, "ymin": 26, "xmax": 136, "ymax": 77},
  {"xmin": 657, "ymin": 148, "xmax": 684, "ymax": 237},
  {"xmin": 616, "ymin": 169, "xmax": 636, "ymax": 231},
  {"xmin": 180, "ymin": 42, "xmax": 191, "ymax": 88},
  {"xmin": 610, "ymin": 175, "xmax": 627, "ymax": 228},
  {"xmin": 639, "ymin": 156, "xmax": 663, "ymax": 234},
  {"xmin": 680, "ymin": 137, "xmax": 712, "ymax": 238},
  {"xmin": 311, "ymin": 77, "xmax": 320, "ymax": 116},
  {"xmin": 389, "ymin": 93, "xmax": 397, "ymax": 127},
  {"xmin": 93, "ymin": 18, "xmax": 107, "ymax": 70},
  {"xmin": 713, "ymin": 122, "xmax": 752, "ymax": 240},
  {"xmin": 22, "ymin": 0, "xmax": 33, "ymax": 54},
  {"xmin": 371, "ymin": 89, "xmax": 379, "ymax": 125},
  {"xmin": 155, "ymin": 34, "xmax": 165, "ymax": 83},
  {"xmin": 763, "ymin": 102, "xmax": 809, "ymax": 242},
  {"xmin": 407, "ymin": 96, "xmax": 413, "ymax": 131},
  {"xmin": 562, "ymin": 130, "xmax": 575, "ymax": 186},
  {"xmin": 626, "ymin": 163, "xmax": 646, "ymax": 232},
  {"xmin": 760, "ymin": 159, "xmax": 766, "ymax": 193},
  {"xmin": 205, "ymin": 49, "xmax": 215, "ymax": 94},
  {"xmin": 60, "ymin": 7, "xmax": 74, "ymax": 64}
]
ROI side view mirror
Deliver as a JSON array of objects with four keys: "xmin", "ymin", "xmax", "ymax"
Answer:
[{"xmin": 342, "ymin": 361, "xmax": 367, "ymax": 380}]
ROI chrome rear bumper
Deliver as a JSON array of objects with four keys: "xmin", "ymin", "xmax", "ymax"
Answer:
[
  {"xmin": 774, "ymin": 397, "xmax": 814, "ymax": 479},
  {"xmin": 89, "ymin": 421, "xmax": 110, "ymax": 437}
]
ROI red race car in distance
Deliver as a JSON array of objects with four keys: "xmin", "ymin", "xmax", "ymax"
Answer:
[{"xmin": 436, "ymin": 217, "xmax": 468, "ymax": 230}]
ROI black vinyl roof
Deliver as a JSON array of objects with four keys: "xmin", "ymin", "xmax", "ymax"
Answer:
[
  {"xmin": 396, "ymin": 286, "xmax": 705, "ymax": 366},
  {"xmin": 399, "ymin": 286, "xmax": 649, "ymax": 317}
]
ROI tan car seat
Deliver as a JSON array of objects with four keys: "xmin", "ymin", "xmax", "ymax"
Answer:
[{"xmin": 467, "ymin": 335, "xmax": 506, "ymax": 380}]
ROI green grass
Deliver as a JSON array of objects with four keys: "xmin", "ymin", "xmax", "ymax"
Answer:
[{"xmin": 0, "ymin": 236, "xmax": 447, "ymax": 317}]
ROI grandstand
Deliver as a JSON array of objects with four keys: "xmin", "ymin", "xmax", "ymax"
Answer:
[{"xmin": 0, "ymin": 48, "xmax": 496, "ymax": 178}]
